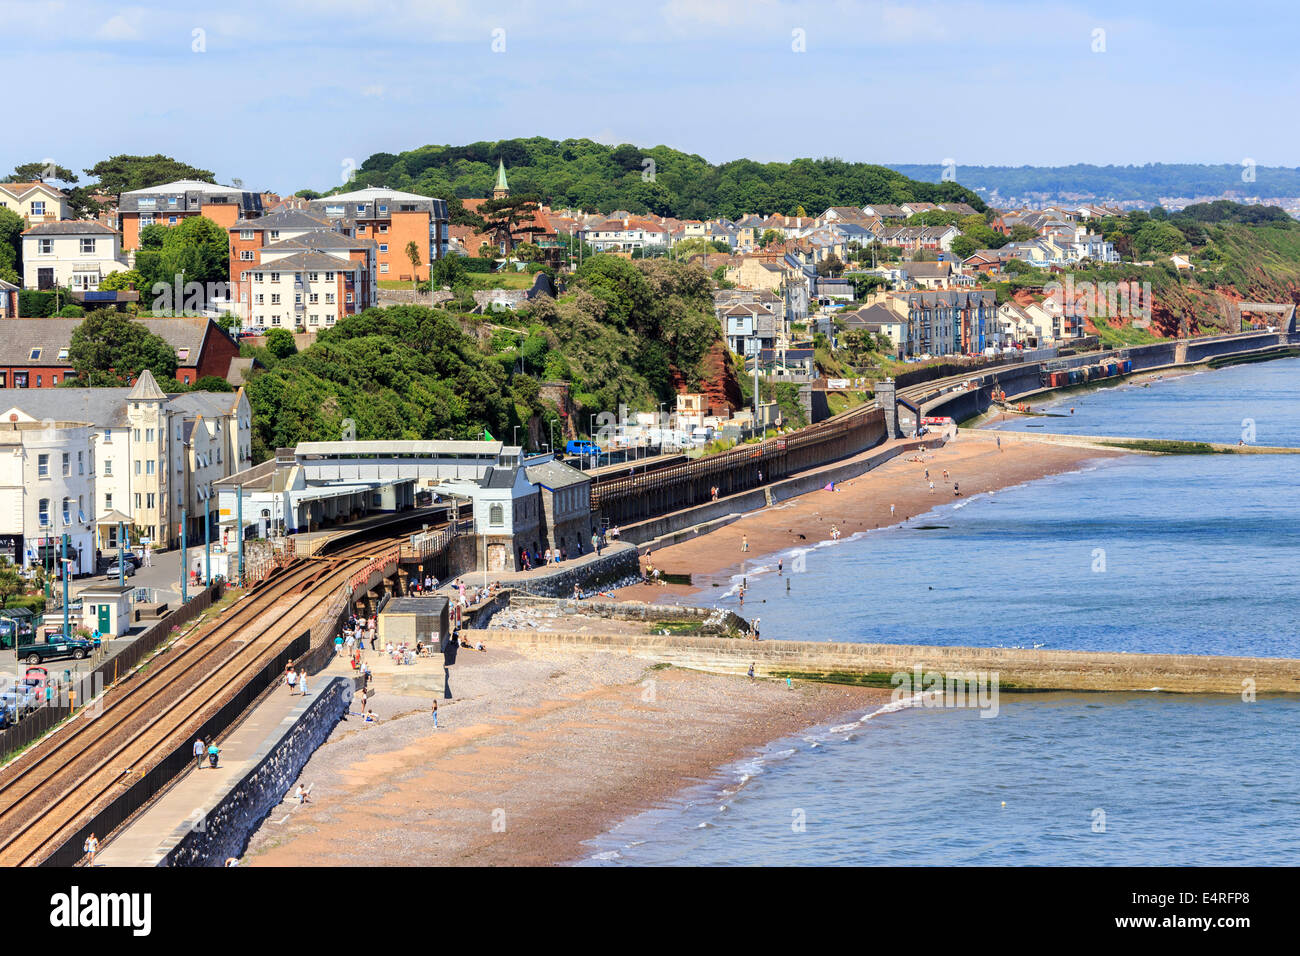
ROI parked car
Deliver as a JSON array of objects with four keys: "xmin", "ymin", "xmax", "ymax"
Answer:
[
  {"xmin": 105, "ymin": 560, "xmax": 136, "ymax": 579},
  {"xmin": 15, "ymin": 634, "xmax": 95, "ymax": 666},
  {"xmin": 0, "ymin": 684, "xmax": 40, "ymax": 717},
  {"xmin": 565, "ymin": 439, "xmax": 603, "ymax": 457}
]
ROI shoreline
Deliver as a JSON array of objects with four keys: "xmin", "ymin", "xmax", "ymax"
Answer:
[
  {"xmin": 241, "ymin": 646, "xmax": 887, "ymax": 867},
  {"xmin": 614, "ymin": 429, "xmax": 1124, "ymax": 604}
]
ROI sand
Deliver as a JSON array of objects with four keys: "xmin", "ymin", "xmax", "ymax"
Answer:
[
  {"xmin": 243, "ymin": 645, "xmax": 884, "ymax": 867},
  {"xmin": 617, "ymin": 429, "xmax": 1122, "ymax": 601}
]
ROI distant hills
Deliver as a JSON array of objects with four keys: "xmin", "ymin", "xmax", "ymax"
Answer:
[
  {"xmin": 321, "ymin": 137, "xmax": 985, "ymax": 219},
  {"xmin": 887, "ymin": 163, "xmax": 1300, "ymax": 206}
]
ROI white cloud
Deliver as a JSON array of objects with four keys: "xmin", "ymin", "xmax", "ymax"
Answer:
[
  {"xmin": 361, "ymin": 84, "xmax": 385, "ymax": 97},
  {"xmin": 96, "ymin": 7, "xmax": 145, "ymax": 41}
]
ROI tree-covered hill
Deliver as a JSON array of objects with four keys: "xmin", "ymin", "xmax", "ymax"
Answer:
[{"xmin": 313, "ymin": 138, "xmax": 985, "ymax": 219}]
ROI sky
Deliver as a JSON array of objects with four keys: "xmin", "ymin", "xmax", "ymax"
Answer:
[{"xmin": 3, "ymin": 0, "xmax": 1297, "ymax": 195}]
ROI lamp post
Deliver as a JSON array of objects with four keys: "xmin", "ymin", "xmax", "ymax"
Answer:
[
  {"xmin": 204, "ymin": 495, "xmax": 211, "ymax": 588},
  {"xmin": 61, "ymin": 533, "xmax": 69, "ymax": 641},
  {"xmin": 237, "ymin": 490, "xmax": 244, "ymax": 586},
  {"xmin": 118, "ymin": 520, "xmax": 125, "ymax": 590},
  {"xmin": 180, "ymin": 507, "xmax": 187, "ymax": 604}
]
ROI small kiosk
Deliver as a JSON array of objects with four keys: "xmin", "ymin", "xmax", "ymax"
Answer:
[
  {"xmin": 78, "ymin": 584, "xmax": 133, "ymax": 639},
  {"xmin": 377, "ymin": 597, "xmax": 450, "ymax": 651}
]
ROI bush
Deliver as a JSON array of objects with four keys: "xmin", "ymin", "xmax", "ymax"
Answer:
[{"xmin": 57, "ymin": 304, "xmax": 85, "ymax": 317}]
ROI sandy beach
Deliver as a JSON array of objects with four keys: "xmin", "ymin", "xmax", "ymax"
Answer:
[
  {"xmin": 243, "ymin": 644, "xmax": 885, "ymax": 866},
  {"xmin": 617, "ymin": 429, "xmax": 1123, "ymax": 601}
]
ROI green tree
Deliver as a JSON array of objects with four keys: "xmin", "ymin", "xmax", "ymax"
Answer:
[
  {"xmin": 83, "ymin": 154, "xmax": 215, "ymax": 194},
  {"xmin": 949, "ymin": 235, "xmax": 978, "ymax": 260},
  {"xmin": 66, "ymin": 310, "xmax": 178, "ymax": 385},
  {"xmin": 1133, "ymin": 221, "xmax": 1189, "ymax": 258},
  {"xmin": 0, "ymin": 206, "xmax": 22, "ymax": 284},
  {"xmin": 816, "ymin": 254, "xmax": 844, "ymax": 277},
  {"xmin": 7, "ymin": 161, "xmax": 78, "ymax": 183},
  {"xmin": 264, "ymin": 328, "xmax": 298, "ymax": 359},
  {"xmin": 0, "ymin": 557, "xmax": 23, "ymax": 609},
  {"xmin": 430, "ymin": 254, "xmax": 467, "ymax": 289},
  {"xmin": 405, "ymin": 240, "xmax": 422, "ymax": 290},
  {"xmin": 1008, "ymin": 225, "xmax": 1039, "ymax": 242}
]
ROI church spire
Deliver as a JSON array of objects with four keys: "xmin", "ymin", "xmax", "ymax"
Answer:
[{"xmin": 493, "ymin": 158, "xmax": 510, "ymax": 199}]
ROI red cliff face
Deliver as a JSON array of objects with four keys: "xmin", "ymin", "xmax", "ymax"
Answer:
[{"xmin": 670, "ymin": 340, "xmax": 743, "ymax": 415}]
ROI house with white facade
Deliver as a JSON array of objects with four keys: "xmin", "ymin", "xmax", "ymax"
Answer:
[
  {"xmin": 21, "ymin": 221, "xmax": 128, "ymax": 291},
  {"xmin": 0, "ymin": 418, "xmax": 98, "ymax": 575},
  {"xmin": 0, "ymin": 181, "xmax": 69, "ymax": 224},
  {"xmin": 243, "ymin": 253, "xmax": 366, "ymax": 332}
]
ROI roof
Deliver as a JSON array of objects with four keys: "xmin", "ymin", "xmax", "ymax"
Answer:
[
  {"xmin": 494, "ymin": 159, "xmax": 509, "ymax": 192},
  {"xmin": 261, "ymin": 230, "xmax": 377, "ymax": 252},
  {"xmin": 256, "ymin": 250, "xmax": 360, "ymax": 271},
  {"xmin": 0, "ymin": 384, "xmax": 237, "ymax": 429},
  {"xmin": 480, "ymin": 466, "xmax": 520, "ymax": 489},
  {"xmin": 232, "ymin": 209, "xmax": 333, "ymax": 231},
  {"xmin": 322, "ymin": 186, "xmax": 439, "ymax": 204},
  {"xmin": 123, "ymin": 180, "xmax": 239, "ymax": 196},
  {"xmin": 0, "ymin": 317, "xmax": 222, "ymax": 368},
  {"xmin": 382, "ymin": 596, "xmax": 450, "ymax": 617},
  {"xmin": 524, "ymin": 458, "xmax": 591, "ymax": 489},
  {"xmin": 295, "ymin": 440, "xmax": 503, "ymax": 457},
  {"xmin": 0, "ymin": 181, "xmax": 66, "ymax": 201},
  {"xmin": 127, "ymin": 368, "xmax": 167, "ymax": 401},
  {"xmin": 22, "ymin": 220, "xmax": 118, "ymax": 236}
]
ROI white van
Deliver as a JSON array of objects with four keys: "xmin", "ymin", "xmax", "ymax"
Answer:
[{"xmin": 690, "ymin": 426, "xmax": 715, "ymax": 446}]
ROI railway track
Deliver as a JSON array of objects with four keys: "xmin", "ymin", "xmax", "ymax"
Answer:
[{"xmin": 0, "ymin": 531, "xmax": 406, "ymax": 867}]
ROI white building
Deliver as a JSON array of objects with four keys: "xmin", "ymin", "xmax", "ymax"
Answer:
[
  {"xmin": 0, "ymin": 371, "xmax": 254, "ymax": 551},
  {"xmin": 0, "ymin": 419, "xmax": 98, "ymax": 574},
  {"xmin": 244, "ymin": 251, "xmax": 367, "ymax": 332},
  {"xmin": 21, "ymin": 221, "xmax": 128, "ymax": 291}
]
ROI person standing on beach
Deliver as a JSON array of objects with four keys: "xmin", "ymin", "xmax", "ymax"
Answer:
[
  {"xmin": 929, "ymin": 481, "xmax": 934, "ymax": 493},
  {"xmin": 997, "ymin": 436, "xmax": 1002, "ymax": 452},
  {"xmin": 777, "ymin": 558, "xmax": 783, "ymax": 575},
  {"xmin": 741, "ymin": 535, "xmax": 749, "ymax": 552},
  {"xmin": 748, "ymin": 663, "xmax": 755, "ymax": 679},
  {"xmin": 431, "ymin": 698, "xmax": 439, "ymax": 729},
  {"xmin": 890, "ymin": 503, "xmax": 896, "ymax": 517}
]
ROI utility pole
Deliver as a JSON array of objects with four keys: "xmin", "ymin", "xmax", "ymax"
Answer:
[
  {"xmin": 237, "ymin": 490, "xmax": 244, "ymax": 586},
  {"xmin": 118, "ymin": 520, "xmax": 125, "ymax": 591},
  {"xmin": 61, "ymin": 533, "xmax": 69, "ymax": 640},
  {"xmin": 180, "ymin": 508, "xmax": 187, "ymax": 603},
  {"xmin": 204, "ymin": 495, "xmax": 211, "ymax": 587}
]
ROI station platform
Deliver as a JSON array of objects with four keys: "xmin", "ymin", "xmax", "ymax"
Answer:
[
  {"xmin": 95, "ymin": 661, "xmax": 354, "ymax": 867},
  {"xmin": 292, "ymin": 505, "xmax": 453, "ymax": 556}
]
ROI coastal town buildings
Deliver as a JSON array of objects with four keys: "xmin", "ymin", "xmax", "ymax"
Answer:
[
  {"xmin": 305, "ymin": 188, "xmax": 449, "ymax": 279},
  {"xmin": 0, "ymin": 181, "xmax": 69, "ymax": 224},
  {"xmin": 118, "ymin": 180, "xmax": 266, "ymax": 251},
  {"xmin": 0, "ymin": 370, "xmax": 253, "ymax": 555},
  {"xmin": 21, "ymin": 221, "xmax": 129, "ymax": 291},
  {"xmin": 0, "ymin": 418, "xmax": 98, "ymax": 574}
]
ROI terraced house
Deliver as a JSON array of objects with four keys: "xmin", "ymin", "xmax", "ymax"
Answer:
[
  {"xmin": 0, "ymin": 370, "xmax": 254, "ymax": 555},
  {"xmin": 867, "ymin": 289, "xmax": 998, "ymax": 357}
]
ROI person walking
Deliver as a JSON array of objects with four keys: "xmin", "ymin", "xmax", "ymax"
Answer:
[
  {"xmin": 929, "ymin": 480, "xmax": 935, "ymax": 493},
  {"xmin": 286, "ymin": 667, "xmax": 298, "ymax": 695},
  {"xmin": 299, "ymin": 672, "xmax": 309, "ymax": 697},
  {"xmin": 207, "ymin": 740, "xmax": 221, "ymax": 768},
  {"xmin": 193, "ymin": 738, "xmax": 205, "ymax": 770},
  {"xmin": 431, "ymin": 698, "xmax": 439, "ymax": 729},
  {"xmin": 592, "ymin": 532, "xmax": 601, "ymax": 557},
  {"xmin": 890, "ymin": 503, "xmax": 896, "ymax": 517},
  {"xmin": 83, "ymin": 833, "xmax": 99, "ymax": 866},
  {"xmin": 747, "ymin": 663, "xmax": 755, "ymax": 679},
  {"xmin": 741, "ymin": 535, "xmax": 749, "ymax": 552}
]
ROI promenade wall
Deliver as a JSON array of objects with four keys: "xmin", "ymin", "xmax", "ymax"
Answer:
[
  {"xmin": 480, "ymin": 629, "xmax": 1300, "ymax": 695},
  {"xmin": 160, "ymin": 676, "xmax": 355, "ymax": 866}
]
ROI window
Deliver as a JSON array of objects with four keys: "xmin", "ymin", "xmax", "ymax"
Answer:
[
  {"xmin": 168, "ymin": 216, "xmax": 178, "ymax": 225},
  {"xmin": 147, "ymin": 493, "xmax": 155, "ymax": 509},
  {"xmin": 146, "ymin": 460, "xmax": 155, "ymax": 475},
  {"xmin": 38, "ymin": 499, "xmax": 49, "ymax": 527},
  {"xmin": 489, "ymin": 504, "xmax": 504, "ymax": 527},
  {"xmin": 377, "ymin": 204, "xmax": 388, "ymax": 214},
  {"xmin": 80, "ymin": 238, "xmax": 96, "ymax": 254},
  {"xmin": 140, "ymin": 214, "xmax": 154, "ymax": 227},
  {"xmin": 168, "ymin": 197, "xmax": 177, "ymax": 206},
  {"xmin": 356, "ymin": 204, "xmax": 366, "ymax": 213},
  {"xmin": 309, "ymin": 293, "xmax": 319, "ymax": 304},
  {"xmin": 271, "ymin": 315, "xmax": 282, "ymax": 326},
  {"xmin": 135, "ymin": 460, "xmax": 141, "ymax": 475},
  {"xmin": 240, "ymin": 250, "xmax": 254, "ymax": 261},
  {"xmin": 35, "ymin": 375, "xmax": 42, "ymax": 387},
  {"xmin": 308, "ymin": 272, "xmax": 318, "ymax": 281},
  {"xmin": 177, "ymin": 349, "xmax": 188, "ymax": 362},
  {"xmin": 103, "ymin": 428, "xmax": 112, "ymax": 444},
  {"xmin": 346, "ymin": 292, "xmax": 353, "ymax": 303},
  {"xmin": 14, "ymin": 372, "xmax": 26, "ymax": 388},
  {"xmin": 32, "ymin": 201, "xmax": 45, "ymax": 216},
  {"xmin": 135, "ymin": 493, "xmax": 141, "ymax": 509},
  {"xmin": 379, "ymin": 244, "xmax": 388, "ymax": 253},
  {"xmin": 270, "ymin": 272, "xmax": 280, "ymax": 283},
  {"xmin": 37, "ymin": 453, "xmax": 49, "ymax": 478},
  {"xmin": 105, "ymin": 493, "xmax": 113, "ymax": 510},
  {"xmin": 254, "ymin": 272, "xmax": 264, "ymax": 282},
  {"xmin": 325, "ymin": 293, "xmax": 335, "ymax": 304},
  {"xmin": 379, "ymin": 263, "xmax": 389, "ymax": 274},
  {"xmin": 309, "ymin": 315, "xmax": 319, "ymax": 326},
  {"xmin": 270, "ymin": 294, "xmax": 281, "ymax": 305},
  {"xmin": 254, "ymin": 294, "xmax": 264, "ymax": 305},
  {"xmin": 240, "ymin": 229, "xmax": 254, "ymax": 241},
  {"xmin": 294, "ymin": 293, "xmax": 302, "ymax": 304},
  {"xmin": 269, "ymin": 230, "xmax": 279, "ymax": 240},
  {"xmin": 62, "ymin": 452, "xmax": 69, "ymax": 477},
  {"xmin": 57, "ymin": 348, "xmax": 68, "ymax": 361},
  {"xmin": 134, "ymin": 428, "xmax": 140, "ymax": 441},
  {"xmin": 29, "ymin": 347, "xmax": 41, "ymax": 360},
  {"xmin": 62, "ymin": 497, "xmax": 71, "ymax": 525},
  {"xmin": 78, "ymin": 451, "xmax": 84, "ymax": 475},
  {"xmin": 146, "ymin": 428, "xmax": 154, "ymax": 442},
  {"xmin": 38, "ymin": 238, "xmax": 52, "ymax": 254},
  {"xmin": 325, "ymin": 271, "xmax": 334, "ymax": 281},
  {"xmin": 378, "ymin": 224, "xmax": 388, "ymax": 234},
  {"xmin": 104, "ymin": 459, "xmax": 112, "ymax": 476},
  {"xmin": 356, "ymin": 225, "xmax": 366, "ymax": 234}
]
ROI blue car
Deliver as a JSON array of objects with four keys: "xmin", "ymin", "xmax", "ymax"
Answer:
[{"xmin": 566, "ymin": 440, "xmax": 602, "ymax": 456}]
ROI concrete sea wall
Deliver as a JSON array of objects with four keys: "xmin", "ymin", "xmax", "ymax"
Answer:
[
  {"xmin": 159, "ymin": 677, "xmax": 355, "ymax": 866},
  {"xmin": 480, "ymin": 629, "xmax": 1300, "ymax": 695}
]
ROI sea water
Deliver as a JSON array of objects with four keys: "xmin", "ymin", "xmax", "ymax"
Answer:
[{"xmin": 581, "ymin": 356, "xmax": 1300, "ymax": 865}]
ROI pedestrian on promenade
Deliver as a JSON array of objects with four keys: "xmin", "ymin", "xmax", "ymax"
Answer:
[
  {"xmin": 747, "ymin": 663, "xmax": 755, "ymax": 679},
  {"xmin": 83, "ymin": 833, "xmax": 99, "ymax": 866},
  {"xmin": 300, "ymin": 672, "xmax": 309, "ymax": 696},
  {"xmin": 741, "ymin": 535, "xmax": 749, "ymax": 552},
  {"xmin": 286, "ymin": 667, "xmax": 297, "ymax": 695},
  {"xmin": 194, "ymin": 738, "xmax": 205, "ymax": 770},
  {"xmin": 431, "ymin": 698, "xmax": 439, "ymax": 729},
  {"xmin": 207, "ymin": 741, "xmax": 221, "ymax": 768},
  {"xmin": 592, "ymin": 533, "xmax": 601, "ymax": 557},
  {"xmin": 758, "ymin": 469, "xmax": 763, "ymax": 483}
]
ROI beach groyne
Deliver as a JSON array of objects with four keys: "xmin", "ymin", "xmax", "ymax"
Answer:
[{"xmin": 479, "ymin": 629, "xmax": 1300, "ymax": 695}]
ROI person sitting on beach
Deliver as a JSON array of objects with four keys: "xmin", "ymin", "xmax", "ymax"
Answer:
[{"xmin": 475, "ymin": 640, "xmax": 486, "ymax": 652}]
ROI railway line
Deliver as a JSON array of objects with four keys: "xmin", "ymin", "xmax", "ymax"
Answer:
[{"xmin": 0, "ymin": 529, "xmax": 408, "ymax": 867}]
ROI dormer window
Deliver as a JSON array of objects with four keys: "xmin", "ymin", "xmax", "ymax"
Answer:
[
  {"xmin": 29, "ymin": 348, "xmax": 41, "ymax": 361},
  {"xmin": 57, "ymin": 348, "xmax": 68, "ymax": 361},
  {"xmin": 177, "ymin": 348, "xmax": 190, "ymax": 362}
]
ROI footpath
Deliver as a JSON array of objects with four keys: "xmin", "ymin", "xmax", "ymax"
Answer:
[{"xmin": 95, "ymin": 658, "xmax": 356, "ymax": 866}]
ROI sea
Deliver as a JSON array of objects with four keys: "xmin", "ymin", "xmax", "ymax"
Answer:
[{"xmin": 580, "ymin": 356, "xmax": 1300, "ymax": 865}]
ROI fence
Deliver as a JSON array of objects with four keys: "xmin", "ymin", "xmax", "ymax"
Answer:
[
  {"xmin": 0, "ymin": 585, "xmax": 223, "ymax": 763},
  {"xmin": 400, "ymin": 518, "xmax": 473, "ymax": 562},
  {"xmin": 591, "ymin": 403, "xmax": 887, "ymax": 526},
  {"xmin": 43, "ymin": 630, "xmax": 310, "ymax": 867}
]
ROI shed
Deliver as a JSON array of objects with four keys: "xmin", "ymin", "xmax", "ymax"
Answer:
[
  {"xmin": 78, "ymin": 584, "xmax": 133, "ymax": 638},
  {"xmin": 377, "ymin": 596, "xmax": 450, "ymax": 651}
]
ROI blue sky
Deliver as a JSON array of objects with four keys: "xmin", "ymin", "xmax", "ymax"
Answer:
[{"xmin": 3, "ymin": 0, "xmax": 1297, "ymax": 194}]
